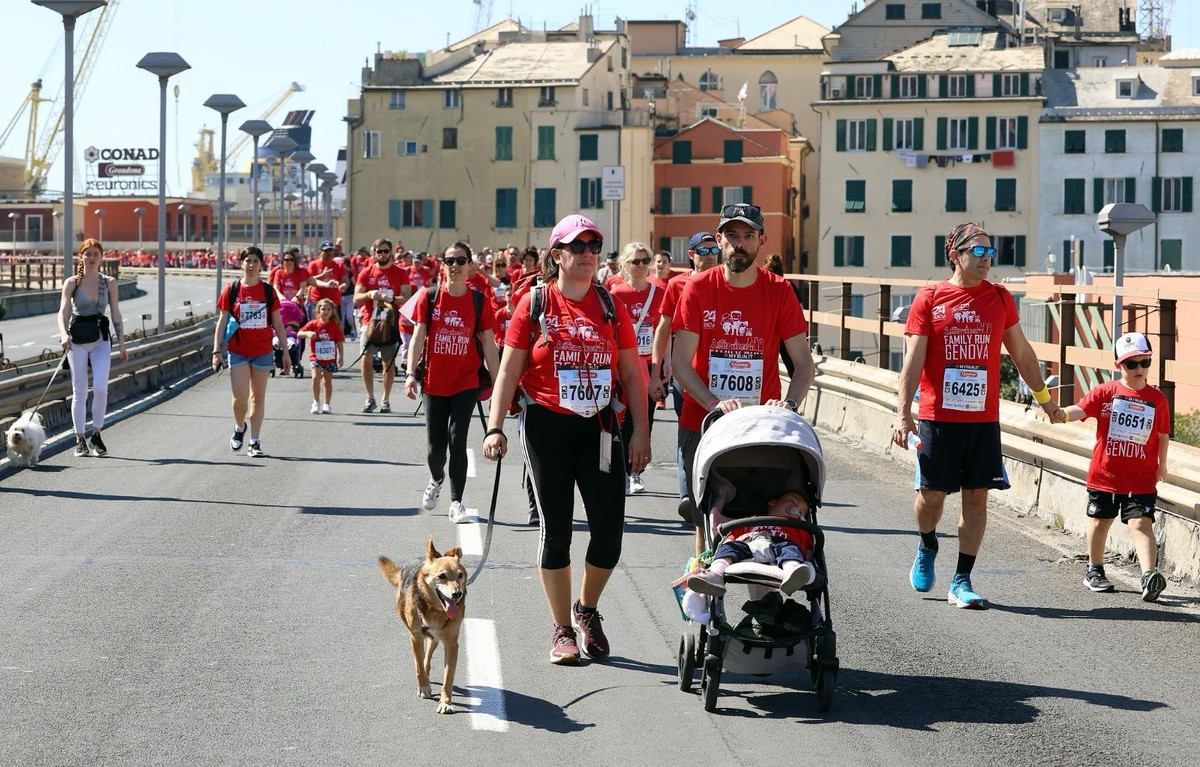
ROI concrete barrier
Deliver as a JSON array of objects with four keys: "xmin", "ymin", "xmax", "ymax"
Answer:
[{"xmin": 0, "ymin": 278, "xmax": 140, "ymax": 320}]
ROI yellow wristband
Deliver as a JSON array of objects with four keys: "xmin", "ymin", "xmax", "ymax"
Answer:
[{"xmin": 1032, "ymin": 386, "xmax": 1051, "ymax": 405}]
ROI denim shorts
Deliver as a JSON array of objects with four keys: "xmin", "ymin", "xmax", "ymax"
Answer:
[{"xmin": 227, "ymin": 351, "xmax": 275, "ymax": 370}]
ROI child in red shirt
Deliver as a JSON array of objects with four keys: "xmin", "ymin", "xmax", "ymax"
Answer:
[
  {"xmin": 1061, "ymin": 332, "xmax": 1170, "ymax": 602},
  {"xmin": 298, "ymin": 298, "xmax": 345, "ymax": 414}
]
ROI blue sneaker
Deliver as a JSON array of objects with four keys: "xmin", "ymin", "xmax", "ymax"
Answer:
[
  {"xmin": 910, "ymin": 545, "xmax": 937, "ymax": 592},
  {"xmin": 948, "ymin": 573, "xmax": 986, "ymax": 609}
]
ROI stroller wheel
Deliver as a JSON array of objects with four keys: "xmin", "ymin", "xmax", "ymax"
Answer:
[
  {"xmin": 816, "ymin": 666, "xmax": 837, "ymax": 712},
  {"xmin": 701, "ymin": 655, "xmax": 722, "ymax": 712},
  {"xmin": 677, "ymin": 634, "xmax": 696, "ymax": 692}
]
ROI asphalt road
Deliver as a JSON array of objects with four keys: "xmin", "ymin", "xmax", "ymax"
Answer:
[{"xmin": 2, "ymin": 369, "xmax": 1198, "ymax": 767}]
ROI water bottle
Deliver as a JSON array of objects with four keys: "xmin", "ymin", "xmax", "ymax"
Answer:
[{"xmin": 907, "ymin": 433, "xmax": 922, "ymax": 450}]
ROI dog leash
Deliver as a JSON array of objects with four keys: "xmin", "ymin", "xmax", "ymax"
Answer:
[
  {"xmin": 467, "ymin": 401, "xmax": 500, "ymax": 586},
  {"xmin": 30, "ymin": 352, "xmax": 69, "ymax": 414}
]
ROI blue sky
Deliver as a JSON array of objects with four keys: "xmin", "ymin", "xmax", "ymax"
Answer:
[{"xmin": 1, "ymin": 0, "xmax": 1195, "ymax": 198}]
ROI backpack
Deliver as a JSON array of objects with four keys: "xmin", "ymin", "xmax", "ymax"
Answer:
[
  {"xmin": 223, "ymin": 279, "xmax": 277, "ymax": 347},
  {"xmin": 364, "ymin": 294, "xmax": 401, "ymax": 348},
  {"xmin": 415, "ymin": 285, "xmax": 492, "ymax": 397}
]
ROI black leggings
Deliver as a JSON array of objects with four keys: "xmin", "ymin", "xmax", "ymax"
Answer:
[
  {"xmin": 520, "ymin": 403, "xmax": 625, "ymax": 570},
  {"xmin": 621, "ymin": 367, "xmax": 657, "ymax": 473},
  {"xmin": 424, "ymin": 388, "xmax": 479, "ymax": 502}
]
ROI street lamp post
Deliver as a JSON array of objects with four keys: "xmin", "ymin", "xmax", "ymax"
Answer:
[
  {"xmin": 33, "ymin": 1, "xmax": 107, "ymax": 276},
  {"xmin": 238, "ymin": 119, "xmax": 272, "ymax": 247},
  {"xmin": 304, "ymin": 189, "xmax": 318, "ymax": 255},
  {"xmin": 7, "ymin": 212, "xmax": 19, "ymax": 256},
  {"xmin": 93, "ymin": 208, "xmax": 104, "ymax": 241},
  {"xmin": 179, "ymin": 203, "xmax": 192, "ymax": 258},
  {"xmin": 306, "ymin": 162, "xmax": 328, "ymax": 248},
  {"xmin": 266, "ymin": 135, "xmax": 296, "ymax": 258},
  {"xmin": 136, "ymin": 51, "xmax": 191, "ymax": 333},
  {"xmin": 290, "ymin": 150, "xmax": 313, "ymax": 258},
  {"xmin": 51, "ymin": 210, "xmax": 62, "ymax": 262},
  {"xmin": 1097, "ymin": 202, "xmax": 1157, "ymax": 380},
  {"xmin": 204, "ymin": 93, "xmax": 246, "ymax": 300},
  {"xmin": 320, "ymin": 171, "xmax": 338, "ymax": 243},
  {"xmin": 133, "ymin": 206, "xmax": 146, "ymax": 252}
]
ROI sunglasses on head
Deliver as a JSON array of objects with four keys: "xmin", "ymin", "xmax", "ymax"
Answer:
[
  {"xmin": 558, "ymin": 239, "xmax": 603, "ymax": 255},
  {"xmin": 629, "ymin": 257, "xmax": 652, "ymax": 266},
  {"xmin": 721, "ymin": 203, "xmax": 762, "ymax": 219},
  {"xmin": 960, "ymin": 245, "xmax": 998, "ymax": 259},
  {"xmin": 445, "ymin": 256, "xmax": 470, "ymax": 266},
  {"xmin": 1122, "ymin": 357, "xmax": 1152, "ymax": 370},
  {"xmin": 693, "ymin": 245, "xmax": 720, "ymax": 256}
]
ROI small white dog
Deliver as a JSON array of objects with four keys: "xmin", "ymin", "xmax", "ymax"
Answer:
[{"xmin": 5, "ymin": 411, "xmax": 46, "ymax": 468}]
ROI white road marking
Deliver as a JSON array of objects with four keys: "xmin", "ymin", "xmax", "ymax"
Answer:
[
  {"xmin": 458, "ymin": 509, "xmax": 483, "ymax": 556},
  {"xmin": 463, "ymin": 618, "xmax": 508, "ymax": 732},
  {"xmin": 466, "ymin": 448, "xmax": 476, "ymax": 478}
]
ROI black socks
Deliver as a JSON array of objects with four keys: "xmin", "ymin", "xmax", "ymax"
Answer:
[
  {"xmin": 919, "ymin": 530, "xmax": 938, "ymax": 551},
  {"xmin": 956, "ymin": 553, "xmax": 976, "ymax": 576}
]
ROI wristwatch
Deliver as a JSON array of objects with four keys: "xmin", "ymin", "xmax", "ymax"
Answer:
[{"xmin": 784, "ymin": 399, "xmax": 797, "ymax": 411}]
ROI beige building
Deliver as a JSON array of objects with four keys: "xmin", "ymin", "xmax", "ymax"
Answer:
[{"xmin": 344, "ymin": 18, "xmax": 652, "ymax": 254}]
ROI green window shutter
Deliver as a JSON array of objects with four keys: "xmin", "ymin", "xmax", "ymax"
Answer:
[
  {"xmin": 660, "ymin": 187, "xmax": 672, "ymax": 215},
  {"xmin": 834, "ymin": 236, "xmax": 845, "ymax": 267},
  {"xmin": 836, "ymin": 120, "xmax": 847, "ymax": 152},
  {"xmin": 579, "ymin": 134, "xmax": 598, "ymax": 161},
  {"xmin": 1103, "ymin": 240, "xmax": 1115, "ymax": 271},
  {"xmin": 935, "ymin": 235, "xmax": 946, "ymax": 267},
  {"xmin": 1064, "ymin": 130, "xmax": 1085, "ymax": 153},
  {"xmin": 423, "ymin": 199, "xmax": 435, "ymax": 228},
  {"xmin": 1162, "ymin": 128, "xmax": 1183, "ymax": 152},
  {"xmin": 882, "ymin": 118, "xmax": 893, "ymax": 151},
  {"xmin": 891, "ymin": 235, "xmax": 912, "ymax": 267},
  {"xmin": 890, "ymin": 75, "xmax": 900, "ymax": 98},
  {"xmin": 845, "ymin": 180, "xmax": 865, "ymax": 212},
  {"xmin": 690, "ymin": 187, "xmax": 701, "ymax": 214},
  {"xmin": 1162, "ymin": 239, "xmax": 1183, "ymax": 270},
  {"xmin": 1017, "ymin": 116, "xmax": 1029, "ymax": 149},
  {"xmin": 985, "ymin": 117, "xmax": 996, "ymax": 150},
  {"xmin": 995, "ymin": 178, "xmax": 1016, "ymax": 211},
  {"xmin": 1184, "ymin": 177, "xmax": 1194, "ymax": 212},
  {"xmin": 1094, "ymin": 178, "xmax": 1105, "ymax": 213},
  {"xmin": 672, "ymin": 140, "xmax": 692, "ymax": 164},
  {"xmin": 1105, "ymin": 130, "xmax": 1125, "ymax": 153},
  {"xmin": 967, "ymin": 117, "xmax": 979, "ymax": 150},
  {"xmin": 537, "ymin": 126, "xmax": 555, "ymax": 159},
  {"xmin": 723, "ymin": 139, "xmax": 743, "ymax": 163},
  {"xmin": 946, "ymin": 179, "xmax": 967, "ymax": 212},
  {"xmin": 1125, "ymin": 177, "xmax": 1137, "ymax": 204},
  {"xmin": 1064, "ymin": 179, "xmax": 1085, "ymax": 214},
  {"xmin": 866, "ymin": 119, "xmax": 877, "ymax": 151},
  {"xmin": 939, "ymin": 75, "xmax": 948, "ymax": 98},
  {"xmin": 892, "ymin": 179, "xmax": 912, "ymax": 212},
  {"xmin": 581, "ymin": 178, "xmax": 589, "ymax": 208},
  {"xmin": 1151, "ymin": 177, "xmax": 1161, "ymax": 213},
  {"xmin": 533, "ymin": 188, "xmax": 557, "ymax": 227},
  {"xmin": 846, "ymin": 77, "xmax": 855, "ymax": 99},
  {"xmin": 1020, "ymin": 73, "xmax": 1030, "ymax": 96},
  {"xmin": 913, "ymin": 117, "xmax": 924, "ymax": 150},
  {"xmin": 659, "ymin": 236, "xmax": 670, "ymax": 253},
  {"xmin": 495, "ymin": 126, "xmax": 512, "ymax": 160},
  {"xmin": 388, "ymin": 199, "xmax": 401, "ymax": 229},
  {"xmin": 966, "ymin": 75, "xmax": 976, "ymax": 98},
  {"xmin": 917, "ymin": 76, "xmax": 927, "ymax": 98},
  {"xmin": 439, "ymin": 200, "xmax": 456, "ymax": 229},
  {"xmin": 992, "ymin": 73, "xmax": 1001, "ymax": 95},
  {"xmin": 495, "ymin": 189, "xmax": 517, "ymax": 228},
  {"xmin": 936, "ymin": 118, "xmax": 947, "ymax": 150},
  {"xmin": 712, "ymin": 186, "xmax": 723, "ymax": 214},
  {"xmin": 1014, "ymin": 235, "xmax": 1026, "ymax": 267},
  {"xmin": 873, "ymin": 75, "xmax": 883, "ymax": 98},
  {"xmin": 742, "ymin": 186, "xmax": 753, "ymax": 205},
  {"xmin": 1061, "ymin": 240, "xmax": 1073, "ymax": 272}
]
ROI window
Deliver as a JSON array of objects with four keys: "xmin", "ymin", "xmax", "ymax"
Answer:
[
  {"xmin": 991, "ymin": 235, "xmax": 1025, "ymax": 267},
  {"xmin": 533, "ymin": 188, "xmax": 556, "ymax": 228},
  {"xmin": 1000, "ymin": 74, "xmax": 1021, "ymax": 96},
  {"xmin": 495, "ymin": 126, "xmax": 513, "ymax": 161},
  {"xmin": 495, "ymin": 188, "xmax": 517, "ymax": 228},
  {"xmin": 443, "ymin": 90, "xmax": 460, "ymax": 109},
  {"xmin": 607, "ymin": 91, "xmax": 614, "ymax": 111},
  {"xmin": 539, "ymin": 86, "xmax": 556, "ymax": 106},
  {"xmin": 759, "ymin": 71, "xmax": 778, "ymax": 111},
  {"xmin": 672, "ymin": 187, "xmax": 696, "ymax": 214},
  {"xmin": 388, "ymin": 199, "xmax": 428, "ymax": 228},
  {"xmin": 899, "ymin": 75, "xmax": 919, "ymax": 98},
  {"xmin": 699, "ymin": 70, "xmax": 719, "ymax": 91},
  {"xmin": 1093, "ymin": 57, "xmax": 1108, "ymax": 68},
  {"xmin": 389, "ymin": 91, "xmax": 406, "ymax": 109},
  {"xmin": 396, "ymin": 140, "xmax": 418, "ymax": 155},
  {"xmin": 995, "ymin": 178, "xmax": 1016, "ymax": 211},
  {"xmin": 439, "ymin": 200, "xmax": 456, "ymax": 230},
  {"xmin": 582, "ymin": 88, "xmax": 589, "ymax": 107},
  {"xmin": 362, "ymin": 130, "xmax": 380, "ymax": 158},
  {"xmin": 1157, "ymin": 177, "xmax": 1190, "ymax": 212},
  {"xmin": 721, "ymin": 186, "xmax": 749, "ymax": 206},
  {"xmin": 723, "ymin": 139, "xmax": 743, "ymax": 163},
  {"xmin": 580, "ymin": 178, "xmax": 602, "ymax": 209},
  {"xmin": 496, "ymin": 87, "xmax": 513, "ymax": 107},
  {"xmin": 892, "ymin": 179, "xmax": 913, "ymax": 212},
  {"xmin": 672, "ymin": 140, "xmax": 692, "ymax": 164},
  {"xmin": 1162, "ymin": 128, "xmax": 1184, "ymax": 153},
  {"xmin": 1103, "ymin": 178, "xmax": 1131, "ymax": 205},
  {"xmin": 849, "ymin": 119, "xmax": 868, "ymax": 151},
  {"xmin": 1105, "ymin": 130, "xmax": 1126, "ymax": 153},
  {"xmin": 845, "ymin": 179, "xmax": 866, "ymax": 213},
  {"xmin": 700, "ymin": 105, "xmax": 719, "ymax": 118},
  {"xmin": 945, "ymin": 179, "xmax": 967, "ymax": 212},
  {"xmin": 1161, "ymin": 239, "xmax": 1183, "ymax": 271},
  {"xmin": 1117, "ymin": 79, "xmax": 1136, "ymax": 98},
  {"xmin": 833, "ymin": 235, "xmax": 865, "ymax": 267},
  {"xmin": 948, "ymin": 117, "xmax": 969, "ymax": 150},
  {"xmin": 837, "ymin": 119, "xmax": 877, "ymax": 151},
  {"xmin": 855, "ymin": 75, "xmax": 874, "ymax": 99},
  {"xmin": 895, "ymin": 118, "xmax": 917, "ymax": 150},
  {"xmin": 442, "ymin": 128, "xmax": 458, "ymax": 149},
  {"xmin": 891, "ymin": 235, "xmax": 912, "ymax": 267},
  {"xmin": 1064, "ymin": 130, "xmax": 1086, "ymax": 153},
  {"xmin": 921, "ymin": 3, "xmax": 941, "ymax": 19},
  {"xmin": 669, "ymin": 236, "xmax": 689, "ymax": 262},
  {"xmin": 537, "ymin": 126, "xmax": 555, "ymax": 160},
  {"xmin": 579, "ymin": 134, "xmax": 599, "ymax": 161},
  {"xmin": 1193, "ymin": 77, "xmax": 1200, "ymax": 97},
  {"xmin": 946, "ymin": 75, "xmax": 967, "ymax": 97},
  {"xmin": 850, "ymin": 295, "xmax": 865, "ymax": 319},
  {"xmin": 1063, "ymin": 178, "xmax": 1086, "ymax": 214},
  {"xmin": 885, "ymin": 4, "xmax": 905, "ymax": 20},
  {"xmin": 997, "ymin": 117, "xmax": 1018, "ymax": 149}
]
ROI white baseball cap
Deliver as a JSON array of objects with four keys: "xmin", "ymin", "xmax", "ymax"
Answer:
[{"xmin": 1114, "ymin": 332, "xmax": 1152, "ymax": 364}]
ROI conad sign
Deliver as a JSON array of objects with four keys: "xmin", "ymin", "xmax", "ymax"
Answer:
[{"xmin": 84, "ymin": 145, "xmax": 159, "ymax": 194}]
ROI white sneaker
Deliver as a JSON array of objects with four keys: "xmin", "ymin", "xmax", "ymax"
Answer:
[
  {"xmin": 448, "ymin": 501, "xmax": 470, "ymax": 524},
  {"xmin": 628, "ymin": 473, "xmax": 646, "ymax": 494},
  {"xmin": 422, "ymin": 479, "xmax": 443, "ymax": 511},
  {"xmin": 321, "ymin": 404, "xmax": 331, "ymax": 414},
  {"xmin": 310, "ymin": 401, "xmax": 320, "ymax": 414}
]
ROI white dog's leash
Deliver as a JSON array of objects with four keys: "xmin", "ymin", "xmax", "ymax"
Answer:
[{"xmin": 30, "ymin": 352, "xmax": 69, "ymax": 414}]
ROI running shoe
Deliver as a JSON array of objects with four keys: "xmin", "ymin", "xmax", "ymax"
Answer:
[
  {"xmin": 246, "ymin": 440, "xmax": 265, "ymax": 458},
  {"xmin": 1141, "ymin": 570, "xmax": 1167, "ymax": 603},
  {"xmin": 362, "ymin": 398, "xmax": 377, "ymax": 413},
  {"xmin": 571, "ymin": 601, "xmax": 610, "ymax": 659},
  {"xmin": 628, "ymin": 473, "xmax": 645, "ymax": 494},
  {"xmin": 550, "ymin": 624, "xmax": 581, "ymax": 665},
  {"xmin": 677, "ymin": 497, "xmax": 696, "ymax": 523},
  {"xmin": 947, "ymin": 573, "xmax": 986, "ymax": 609},
  {"xmin": 379, "ymin": 400, "xmax": 392, "ymax": 414},
  {"xmin": 779, "ymin": 562, "xmax": 815, "ymax": 596},
  {"xmin": 528, "ymin": 508, "xmax": 540, "ymax": 526},
  {"xmin": 230, "ymin": 424, "xmax": 247, "ymax": 451},
  {"xmin": 422, "ymin": 479, "xmax": 443, "ymax": 511},
  {"xmin": 321, "ymin": 404, "xmax": 331, "ymax": 415},
  {"xmin": 448, "ymin": 501, "xmax": 470, "ymax": 524},
  {"xmin": 310, "ymin": 401, "xmax": 320, "ymax": 414},
  {"xmin": 1083, "ymin": 566, "xmax": 1115, "ymax": 593},
  {"xmin": 88, "ymin": 432, "xmax": 107, "ymax": 457},
  {"xmin": 686, "ymin": 570, "xmax": 727, "ymax": 597},
  {"xmin": 73, "ymin": 437, "xmax": 90, "ymax": 458},
  {"xmin": 910, "ymin": 544, "xmax": 937, "ymax": 592}
]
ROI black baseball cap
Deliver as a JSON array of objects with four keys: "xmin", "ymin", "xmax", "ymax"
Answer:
[{"xmin": 688, "ymin": 231, "xmax": 717, "ymax": 249}]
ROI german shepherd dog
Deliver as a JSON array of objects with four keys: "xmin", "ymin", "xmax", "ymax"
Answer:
[{"xmin": 379, "ymin": 539, "xmax": 467, "ymax": 714}]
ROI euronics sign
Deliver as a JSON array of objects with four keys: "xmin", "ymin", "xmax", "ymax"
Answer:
[{"xmin": 84, "ymin": 145, "xmax": 159, "ymax": 194}]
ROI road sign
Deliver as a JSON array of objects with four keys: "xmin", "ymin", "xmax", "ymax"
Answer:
[{"xmin": 601, "ymin": 165, "xmax": 625, "ymax": 201}]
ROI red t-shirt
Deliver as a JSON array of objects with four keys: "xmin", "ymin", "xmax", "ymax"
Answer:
[
  {"xmin": 726, "ymin": 523, "xmax": 814, "ymax": 555},
  {"xmin": 356, "ymin": 263, "xmax": 412, "ymax": 325},
  {"xmin": 408, "ymin": 264, "xmax": 433, "ymax": 290},
  {"xmin": 270, "ymin": 266, "xmax": 311, "ymax": 302},
  {"xmin": 659, "ymin": 271, "xmax": 697, "ymax": 329},
  {"xmin": 466, "ymin": 272, "xmax": 491, "ymax": 295},
  {"xmin": 604, "ymin": 273, "xmax": 625, "ymax": 291},
  {"xmin": 674, "ymin": 269, "xmax": 809, "ymax": 431},
  {"xmin": 413, "ymin": 287, "xmax": 496, "ymax": 397},
  {"xmin": 493, "ymin": 304, "xmax": 510, "ymax": 346},
  {"xmin": 1079, "ymin": 380, "xmax": 1170, "ymax": 495},
  {"xmin": 906, "ymin": 280, "xmax": 1019, "ymax": 423},
  {"xmin": 610, "ymin": 281, "xmax": 665, "ymax": 364},
  {"xmin": 505, "ymin": 284, "xmax": 636, "ymax": 417},
  {"xmin": 307, "ymin": 257, "xmax": 347, "ymax": 304},
  {"xmin": 299, "ymin": 319, "xmax": 344, "ymax": 362},
  {"xmin": 218, "ymin": 281, "xmax": 276, "ymax": 358}
]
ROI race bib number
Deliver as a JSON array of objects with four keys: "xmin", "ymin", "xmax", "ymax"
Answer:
[
  {"xmin": 1109, "ymin": 397, "xmax": 1154, "ymax": 445},
  {"xmin": 557, "ymin": 368, "xmax": 612, "ymax": 416},
  {"xmin": 708, "ymin": 353, "xmax": 763, "ymax": 403},
  {"xmin": 238, "ymin": 301, "xmax": 268, "ymax": 330},
  {"xmin": 942, "ymin": 365, "xmax": 987, "ymax": 412},
  {"xmin": 636, "ymin": 327, "xmax": 654, "ymax": 356},
  {"xmin": 314, "ymin": 340, "xmax": 336, "ymax": 361}
]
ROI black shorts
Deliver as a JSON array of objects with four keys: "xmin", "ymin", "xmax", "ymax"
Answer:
[
  {"xmin": 679, "ymin": 425, "xmax": 703, "ymax": 526},
  {"xmin": 915, "ymin": 421, "xmax": 1009, "ymax": 494},
  {"xmin": 1086, "ymin": 490, "xmax": 1157, "ymax": 523}
]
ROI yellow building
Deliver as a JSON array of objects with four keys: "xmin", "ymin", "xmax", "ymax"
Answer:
[{"xmin": 344, "ymin": 18, "xmax": 652, "ymax": 254}]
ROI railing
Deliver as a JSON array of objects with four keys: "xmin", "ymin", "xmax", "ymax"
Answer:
[{"xmin": 0, "ymin": 257, "xmax": 119, "ymax": 291}]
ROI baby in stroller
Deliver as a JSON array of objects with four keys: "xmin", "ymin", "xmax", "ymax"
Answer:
[{"xmin": 274, "ymin": 298, "xmax": 307, "ymax": 378}]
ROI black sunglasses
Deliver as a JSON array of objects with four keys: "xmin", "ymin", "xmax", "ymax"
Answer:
[
  {"xmin": 1122, "ymin": 358, "xmax": 1152, "ymax": 370},
  {"xmin": 721, "ymin": 204, "xmax": 762, "ymax": 219},
  {"xmin": 445, "ymin": 256, "xmax": 470, "ymax": 266},
  {"xmin": 693, "ymin": 245, "xmax": 720, "ymax": 256},
  {"xmin": 282, "ymin": 257, "xmax": 297, "ymax": 262},
  {"xmin": 629, "ymin": 257, "xmax": 652, "ymax": 266},
  {"xmin": 375, "ymin": 249, "xmax": 391, "ymax": 255},
  {"xmin": 558, "ymin": 240, "xmax": 603, "ymax": 255}
]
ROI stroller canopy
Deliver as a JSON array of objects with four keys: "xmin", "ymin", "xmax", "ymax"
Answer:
[{"xmin": 693, "ymin": 406, "xmax": 826, "ymax": 513}]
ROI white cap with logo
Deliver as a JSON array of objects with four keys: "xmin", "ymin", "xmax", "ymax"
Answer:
[{"xmin": 1114, "ymin": 332, "xmax": 1152, "ymax": 364}]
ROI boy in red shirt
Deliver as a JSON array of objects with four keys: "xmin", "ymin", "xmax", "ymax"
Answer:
[{"xmin": 1061, "ymin": 332, "xmax": 1170, "ymax": 602}]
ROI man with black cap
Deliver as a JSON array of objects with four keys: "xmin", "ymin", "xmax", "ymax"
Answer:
[
  {"xmin": 307, "ymin": 240, "xmax": 350, "ymax": 323},
  {"xmin": 671, "ymin": 204, "xmax": 815, "ymax": 555}
]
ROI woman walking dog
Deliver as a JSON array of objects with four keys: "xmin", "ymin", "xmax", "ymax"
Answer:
[{"xmin": 57, "ymin": 238, "xmax": 128, "ymax": 457}]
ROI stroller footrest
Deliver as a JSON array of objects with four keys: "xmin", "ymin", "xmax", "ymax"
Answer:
[{"xmin": 724, "ymin": 561, "xmax": 785, "ymax": 588}]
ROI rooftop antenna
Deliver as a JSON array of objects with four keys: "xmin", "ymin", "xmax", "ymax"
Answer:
[{"xmin": 685, "ymin": 1, "xmax": 697, "ymax": 47}]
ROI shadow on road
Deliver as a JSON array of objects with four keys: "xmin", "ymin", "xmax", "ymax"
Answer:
[
  {"xmin": 301, "ymin": 505, "xmax": 418, "ymax": 517},
  {"xmin": 988, "ymin": 599, "xmax": 1200, "ymax": 623},
  {"xmin": 462, "ymin": 685, "xmax": 595, "ymax": 733}
]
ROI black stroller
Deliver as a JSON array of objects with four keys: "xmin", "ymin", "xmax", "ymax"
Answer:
[{"xmin": 677, "ymin": 405, "xmax": 839, "ymax": 712}]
